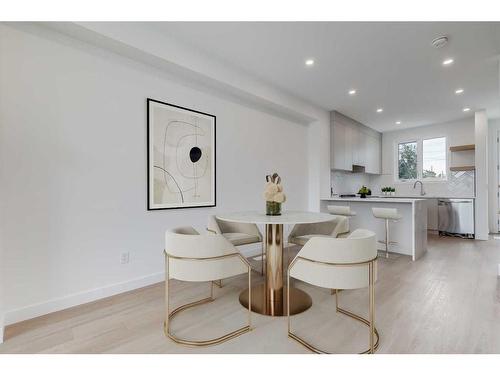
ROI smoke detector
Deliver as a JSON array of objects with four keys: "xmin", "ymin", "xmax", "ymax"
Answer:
[{"xmin": 431, "ymin": 36, "xmax": 449, "ymax": 49}]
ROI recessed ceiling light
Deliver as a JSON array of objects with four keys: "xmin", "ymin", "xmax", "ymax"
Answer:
[
  {"xmin": 455, "ymin": 88, "xmax": 464, "ymax": 94},
  {"xmin": 431, "ymin": 36, "xmax": 449, "ymax": 49},
  {"xmin": 395, "ymin": 121, "xmax": 402, "ymax": 125},
  {"xmin": 463, "ymin": 107, "xmax": 471, "ymax": 112},
  {"xmin": 305, "ymin": 59, "xmax": 314, "ymax": 66},
  {"xmin": 442, "ymin": 58, "xmax": 454, "ymax": 66},
  {"xmin": 348, "ymin": 89, "xmax": 356, "ymax": 95},
  {"xmin": 376, "ymin": 108, "xmax": 383, "ymax": 113}
]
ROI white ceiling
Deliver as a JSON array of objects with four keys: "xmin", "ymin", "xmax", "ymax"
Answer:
[{"xmin": 147, "ymin": 22, "xmax": 500, "ymax": 132}]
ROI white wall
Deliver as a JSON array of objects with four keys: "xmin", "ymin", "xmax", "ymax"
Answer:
[
  {"xmin": 487, "ymin": 118, "xmax": 500, "ymax": 233},
  {"xmin": 475, "ymin": 110, "xmax": 489, "ymax": 240},
  {"xmin": 0, "ymin": 24, "xmax": 311, "ymax": 324},
  {"xmin": 370, "ymin": 117, "xmax": 475, "ymax": 197}
]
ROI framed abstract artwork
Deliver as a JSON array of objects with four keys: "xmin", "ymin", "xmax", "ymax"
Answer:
[{"xmin": 147, "ymin": 98, "xmax": 216, "ymax": 210}]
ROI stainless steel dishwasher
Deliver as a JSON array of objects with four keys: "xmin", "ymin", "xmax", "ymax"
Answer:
[{"xmin": 438, "ymin": 199, "xmax": 475, "ymax": 238}]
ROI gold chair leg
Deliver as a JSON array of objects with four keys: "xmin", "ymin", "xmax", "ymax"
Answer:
[
  {"xmin": 369, "ymin": 261, "xmax": 375, "ymax": 353},
  {"xmin": 213, "ymin": 280, "xmax": 223, "ymax": 288},
  {"xmin": 261, "ymin": 242, "xmax": 265, "ymax": 276},
  {"xmin": 165, "ymin": 264, "xmax": 252, "ymax": 347},
  {"xmin": 288, "ymin": 263, "xmax": 379, "ymax": 354}
]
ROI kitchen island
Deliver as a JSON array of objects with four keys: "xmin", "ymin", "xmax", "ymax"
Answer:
[{"xmin": 321, "ymin": 197, "xmax": 427, "ymax": 260}]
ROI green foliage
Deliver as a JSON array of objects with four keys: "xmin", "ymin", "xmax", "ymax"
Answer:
[
  {"xmin": 398, "ymin": 143, "xmax": 417, "ymax": 180},
  {"xmin": 358, "ymin": 186, "xmax": 370, "ymax": 194}
]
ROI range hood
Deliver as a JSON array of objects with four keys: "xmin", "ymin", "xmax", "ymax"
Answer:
[{"xmin": 351, "ymin": 164, "xmax": 366, "ymax": 173}]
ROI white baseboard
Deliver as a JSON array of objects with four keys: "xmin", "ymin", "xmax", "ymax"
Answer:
[
  {"xmin": 4, "ymin": 272, "xmax": 164, "ymax": 326},
  {"xmin": 3, "ymin": 245, "xmax": 275, "ymax": 327}
]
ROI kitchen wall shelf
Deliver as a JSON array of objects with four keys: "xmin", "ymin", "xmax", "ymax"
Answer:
[
  {"xmin": 450, "ymin": 144, "xmax": 475, "ymax": 152},
  {"xmin": 450, "ymin": 166, "xmax": 476, "ymax": 171}
]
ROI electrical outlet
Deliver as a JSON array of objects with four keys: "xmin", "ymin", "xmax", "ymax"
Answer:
[{"xmin": 120, "ymin": 252, "xmax": 130, "ymax": 264}]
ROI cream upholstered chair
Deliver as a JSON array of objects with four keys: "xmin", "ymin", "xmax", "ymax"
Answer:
[
  {"xmin": 327, "ymin": 205, "xmax": 356, "ymax": 233},
  {"xmin": 372, "ymin": 207, "xmax": 403, "ymax": 258},
  {"xmin": 207, "ymin": 216, "xmax": 264, "ymax": 275},
  {"xmin": 164, "ymin": 227, "xmax": 252, "ymax": 346},
  {"xmin": 288, "ymin": 215, "xmax": 349, "ymax": 246},
  {"xmin": 287, "ymin": 229, "xmax": 379, "ymax": 354}
]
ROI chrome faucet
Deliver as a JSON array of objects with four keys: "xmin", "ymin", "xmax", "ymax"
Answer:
[{"xmin": 413, "ymin": 180, "xmax": 426, "ymax": 196}]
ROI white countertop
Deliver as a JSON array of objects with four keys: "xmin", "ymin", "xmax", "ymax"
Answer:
[
  {"xmin": 323, "ymin": 195, "xmax": 475, "ymax": 201},
  {"xmin": 323, "ymin": 197, "xmax": 425, "ymax": 203},
  {"xmin": 216, "ymin": 210, "xmax": 335, "ymax": 225}
]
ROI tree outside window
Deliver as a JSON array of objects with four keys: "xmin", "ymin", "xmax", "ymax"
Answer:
[
  {"xmin": 396, "ymin": 137, "xmax": 447, "ymax": 181},
  {"xmin": 398, "ymin": 141, "xmax": 417, "ymax": 180}
]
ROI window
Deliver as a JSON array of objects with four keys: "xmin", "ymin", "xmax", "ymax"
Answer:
[
  {"xmin": 423, "ymin": 137, "xmax": 446, "ymax": 179},
  {"xmin": 398, "ymin": 141, "xmax": 417, "ymax": 180},
  {"xmin": 396, "ymin": 137, "xmax": 447, "ymax": 181}
]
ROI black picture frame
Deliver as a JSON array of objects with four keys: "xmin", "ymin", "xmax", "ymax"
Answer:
[{"xmin": 147, "ymin": 98, "xmax": 216, "ymax": 210}]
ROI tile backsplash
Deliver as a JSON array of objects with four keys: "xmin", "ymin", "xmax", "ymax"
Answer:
[
  {"xmin": 332, "ymin": 170, "xmax": 475, "ymax": 197},
  {"xmin": 331, "ymin": 171, "xmax": 371, "ymax": 195},
  {"xmin": 368, "ymin": 170, "xmax": 475, "ymax": 197}
]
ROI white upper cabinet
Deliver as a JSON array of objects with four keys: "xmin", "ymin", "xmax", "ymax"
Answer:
[
  {"xmin": 331, "ymin": 116, "xmax": 346, "ymax": 170},
  {"xmin": 365, "ymin": 134, "xmax": 381, "ymax": 174},
  {"xmin": 330, "ymin": 111, "xmax": 381, "ymax": 174}
]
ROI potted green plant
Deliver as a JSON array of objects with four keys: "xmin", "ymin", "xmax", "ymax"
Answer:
[
  {"xmin": 358, "ymin": 185, "xmax": 370, "ymax": 198},
  {"xmin": 390, "ymin": 187, "xmax": 396, "ymax": 196}
]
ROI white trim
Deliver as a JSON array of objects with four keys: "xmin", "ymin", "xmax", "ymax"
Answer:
[
  {"xmin": 2, "ymin": 245, "xmax": 267, "ymax": 327},
  {"xmin": 2, "ymin": 243, "xmax": 272, "ymax": 327},
  {"xmin": 394, "ymin": 136, "xmax": 448, "ymax": 183},
  {"xmin": 4, "ymin": 272, "xmax": 164, "ymax": 326},
  {"xmin": 0, "ymin": 314, "xmax": 4, "ymax": 344}
]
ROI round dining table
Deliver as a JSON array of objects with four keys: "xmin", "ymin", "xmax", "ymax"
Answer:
[{"xmin": 216, "ymin": 210, "xmax": 335, "ymax": 317}]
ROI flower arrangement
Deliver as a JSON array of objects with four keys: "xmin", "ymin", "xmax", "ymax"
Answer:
[{"xmin": 264, "ymin": 173, "xmax": 286, "ymax": 215}]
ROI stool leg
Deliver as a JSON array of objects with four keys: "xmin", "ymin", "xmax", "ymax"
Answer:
[{"xmin": 385, "ymin": 219, "xmax": 389, "ymax": 259}]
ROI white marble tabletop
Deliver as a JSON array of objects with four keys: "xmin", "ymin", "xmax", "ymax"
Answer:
[{"xmin": 216, "ymin": 210, "xmax": 334, "ymax": 225}]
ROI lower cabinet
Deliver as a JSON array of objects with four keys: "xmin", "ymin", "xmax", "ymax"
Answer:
[{"xmin": 426, "ymin": 199, "xmax": 438, "ymax": 231}]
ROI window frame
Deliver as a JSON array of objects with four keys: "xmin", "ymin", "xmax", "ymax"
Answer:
[
  {"xmin": 421, "ymin": 136, "xmax": 448, "ymax": 182},
  {"xmin": 394, "ymin": 136, "xmax": 448, "ymax": 183},
  {"xmin": 395, "ymin": 139, "xmax": 418, "ymax": 182}
]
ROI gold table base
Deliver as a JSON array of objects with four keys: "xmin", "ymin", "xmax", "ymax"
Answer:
[{"xmin": 239, "ymin": 283, "xmax": 312, "ymax": 316}]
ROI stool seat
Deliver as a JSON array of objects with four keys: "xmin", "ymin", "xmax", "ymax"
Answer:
[
  {"xmin": 327, "ymin": 205, "xmax": 356, "ymax": 217},
  {"xmin": 372, "ymin": 207, "xmax": 401, "ymax": 258},
  {"xmin": 372, "ymin": 207, "xmax": 402, "ymax": 221}
]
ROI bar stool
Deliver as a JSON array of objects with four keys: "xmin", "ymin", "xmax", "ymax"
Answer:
[
  {"xmin": 327, "ymin": 205, "xmax": 356, "ymax": 217},
  {"xmin": 372, "ymin": 207, "xmax": 402, "ymax": 259},
  {"xmin": 327, "ymin": 205, "xmax": 356, "ymax": 234}
]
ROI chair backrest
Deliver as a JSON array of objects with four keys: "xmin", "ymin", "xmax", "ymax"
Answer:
[
  {"xmin": 289, "ymin": 229, "xmax": 377, "ymax": 290},
  {"xmin": 208, "ymin": 215, "xmax": 262, "ymax": 239},
  {"xmin": 165, "ymin": 226, "xmax": 237, "ymax": 259},
  {"xmin": 165, "ymin": 227, "xmax": 247, "ymax": 282},
  {"xmin": 327, "ymin": 205, "xmax": 352, "ymax": 216},
  {"xmin": 288, "ymin": 215, "xmax": 349, "ymax": 239}
]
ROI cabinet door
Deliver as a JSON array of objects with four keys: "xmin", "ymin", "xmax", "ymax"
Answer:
[
  {"xmin": 357, "ymin": 132, "xmax": 367, "ymax": 167},
  {"xmin": 344, "ymin": 124, "xmax": 353, "ymax": 169},
  {"xmin": 373, "ymin": 135, "xmax": 381, "ymax": 174},
  {"xmin": 427, "ymin": 199, "xmax": 438, "ymax": 231},
  {"xmin": 331, "ymin": 119, "xmax": 346, "ymax": 170},
  {"xmin": 351, "ymin": 126, "xmax": 359, "ymax": 165},
  {"xmin": 365, "ymin": 135, "xmax": 379, "ymax": 174}
]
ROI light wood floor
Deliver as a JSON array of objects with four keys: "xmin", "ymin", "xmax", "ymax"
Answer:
[{"xmin": 1, "ymin": 234, "xmax": 500, "ymax": 354}]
